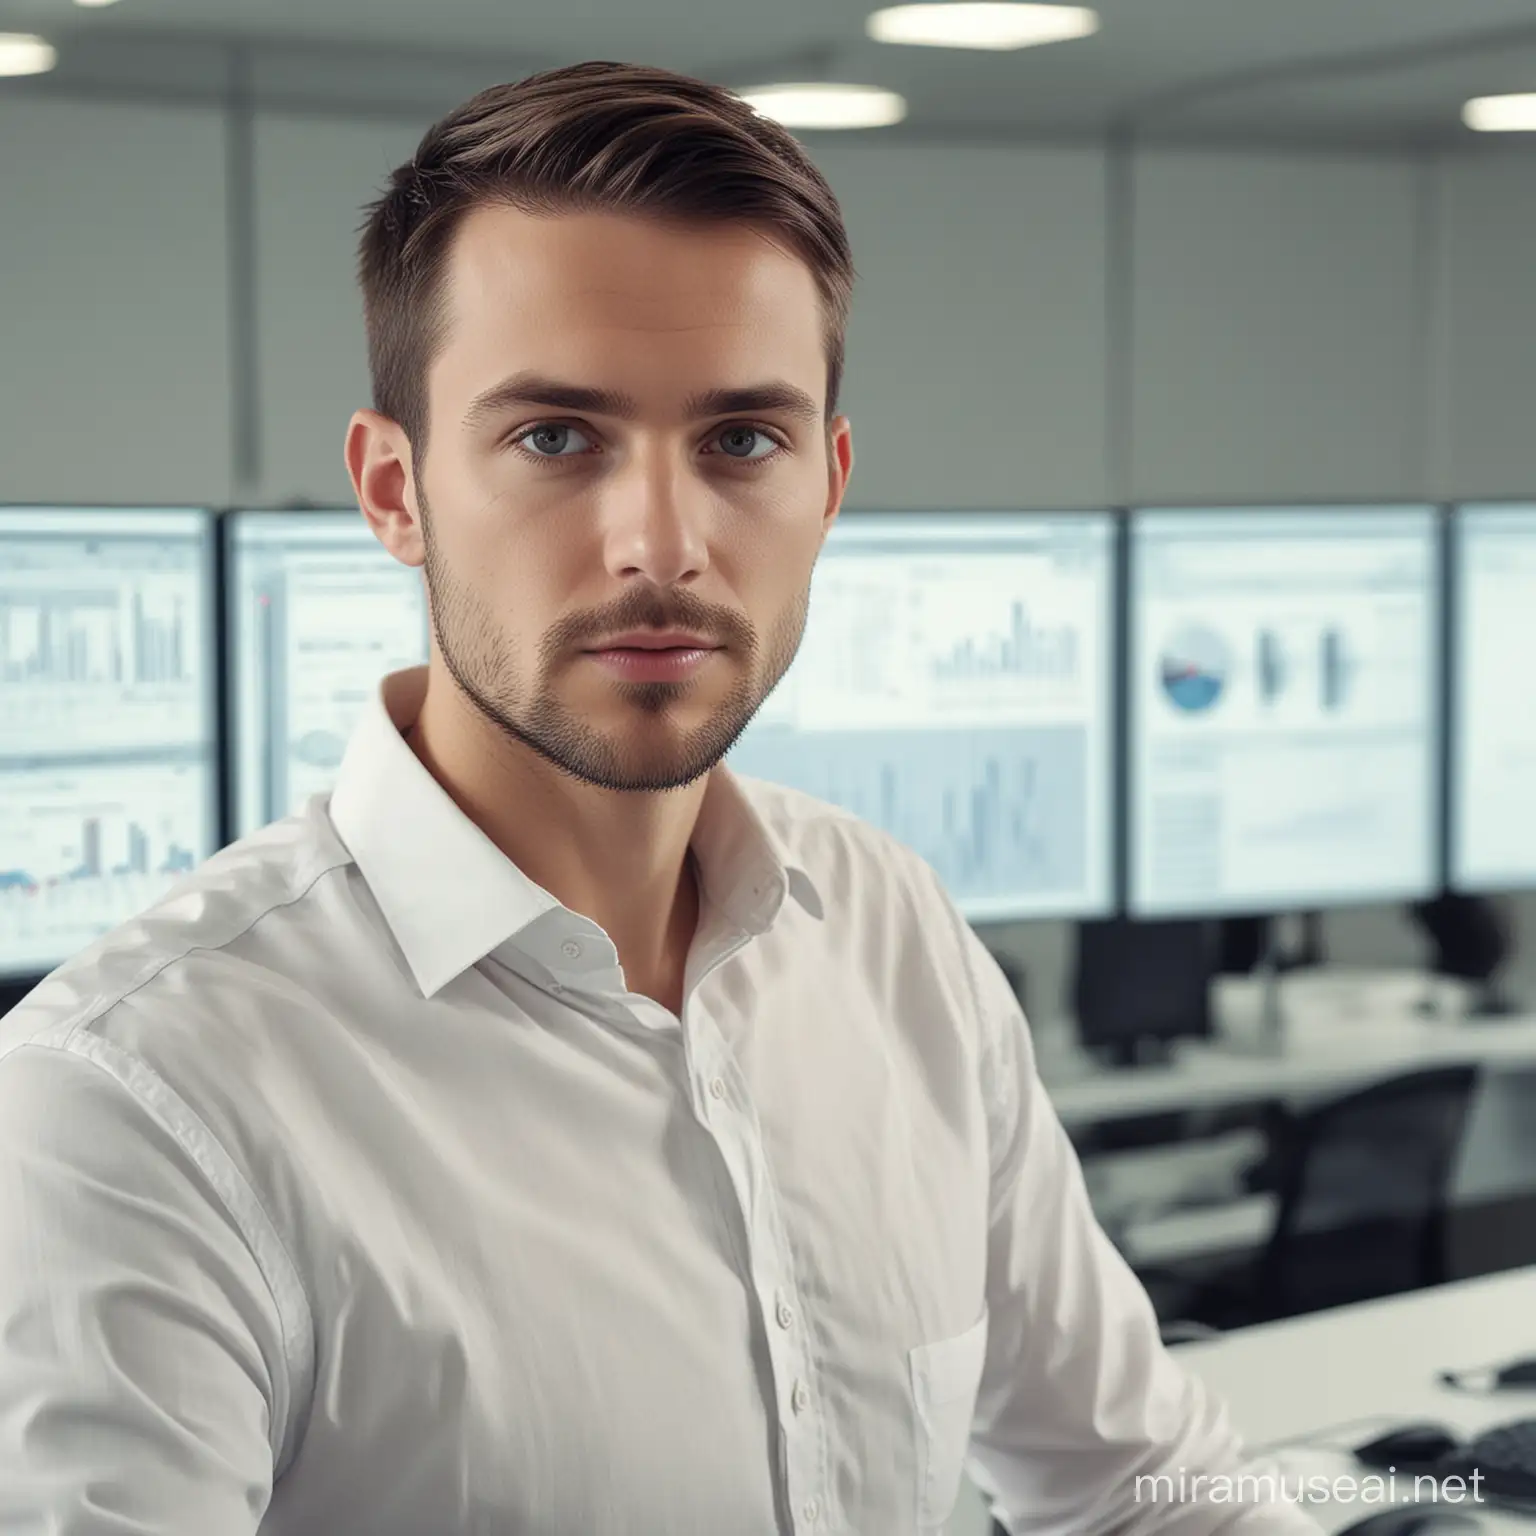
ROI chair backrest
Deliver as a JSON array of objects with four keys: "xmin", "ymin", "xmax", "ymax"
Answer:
[{"xmin": 1257, "ymin": 1063, "xmax": 1479, "ymax": 1320}]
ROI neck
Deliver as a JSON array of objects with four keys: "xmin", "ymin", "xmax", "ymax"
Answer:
[{"xmin": 406, "ymin": 665, "xmax": 707, "ymax": 1008}]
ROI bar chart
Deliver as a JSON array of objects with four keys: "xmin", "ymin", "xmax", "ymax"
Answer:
[
  {"xmin": 0, "ymin": 573, "xmax": 207, "ymax": 751},
  {"xmin": 0, "ymin": 758, "xmax": 214, "ymax": 973},
  {"xmin": 931, "ymin": 600, "xmax": 1079, "ymax": 685},
  {"xmin": 729, "ymin": 723, "xmax": 1088, "ymax": 918}
]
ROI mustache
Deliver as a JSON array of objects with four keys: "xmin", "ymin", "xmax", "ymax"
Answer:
[{"xmin": 542, "ymin": 585, "xmax": 756, "ymax": 659}]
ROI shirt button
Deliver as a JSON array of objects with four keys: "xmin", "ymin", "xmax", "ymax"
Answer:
[
  {"xmin": 791, "ymin": 1380, "xmax": 809, "ymax": 1414},
  {"xmin": 708, "ymin": 1077, "xmax": 726, "ymax": 1099},
  {"xmin": 802, "ymin": 1496, "xmax": 820, "ymax": 1522},
  {"xmin": 776, "ymin": 1300, "xmax": 794, "ymax": 1329},
  {"xmin": 560, "ymin": 939, "xmax": 582, "ymax": 959}
]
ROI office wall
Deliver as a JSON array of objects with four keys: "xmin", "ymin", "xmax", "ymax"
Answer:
[
  {"xmin": 253, "ymin": 115, "xmax": 424, "ymax": 504},
  {"xmin": 7, "ymin": 99, "xmax": 1531, "ymax": 515},
  {"xmin": 11, "ymin": 105, "xmax": 1534, "ymax": 515},
  {"xmin": 0, "ymin": 96, "xmax": 234, "ymax": 506},
  {"xmin": 1433, "ymin": 153, "xmax": 1536, "ymax": 497},
  {"xmin": 814, "ymin": 141, "xmax": 1110, "ymax": 511},
  {"xmin": 1130, "ymin": 149, "xmax": 1424, "ymax": 502}
]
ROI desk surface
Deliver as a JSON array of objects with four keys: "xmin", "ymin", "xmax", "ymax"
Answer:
[
  {"xmin": 1181, "ymin": 1265, "xmax": 1536, "ymax": 1450},
  {"xmin": 1040, "ymin": 1003, "xmax": 1536, "ymax": 1128},
  {"xmin": 951, "ymin": 1269, "xmax": 1536, "ymax": 1536},
  {"xmin": 1181, "ymin": 1267, "xmax": 1536, "ymax": 1536}
]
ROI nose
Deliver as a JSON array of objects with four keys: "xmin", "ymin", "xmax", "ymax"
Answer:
[{"xmin": 599, "ymin": 446, "xmax": 710, "ymax": 587}]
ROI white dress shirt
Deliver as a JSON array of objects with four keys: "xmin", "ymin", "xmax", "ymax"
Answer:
[{"xmin": 0, "ymin": 666, "xmax": 1316, "ymax": 1536}]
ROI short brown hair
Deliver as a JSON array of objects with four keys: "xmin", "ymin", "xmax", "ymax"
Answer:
[{"xmin": 356, "ymin": 60, "xmax": 856, "ymax": 454}]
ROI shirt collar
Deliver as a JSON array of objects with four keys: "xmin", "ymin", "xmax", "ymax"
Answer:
[{"xmin": 327, "ymin": 667, "xmax": 821, "ymax": 999}]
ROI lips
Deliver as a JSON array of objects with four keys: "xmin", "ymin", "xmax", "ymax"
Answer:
[
  {"xmin": 581, "ymin": 635, "xmax": 720, "ymax": 683},
  {"xmin": 586, "ymin": 631, "xmax": 719, "ymax": 652}
]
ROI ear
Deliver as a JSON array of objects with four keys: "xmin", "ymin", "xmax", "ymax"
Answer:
[
  {"xmin": 345, "ymin": 409, "xmax": 425, "ymax": 568},
  {"xmin": 823, "ymin": 415, "xmax": 853, "ymax": 541}
]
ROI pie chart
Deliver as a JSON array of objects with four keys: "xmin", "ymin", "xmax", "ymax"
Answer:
[{"xmin": 1159, "ymin": 624, "xmax": 1230, "ymax": 712}]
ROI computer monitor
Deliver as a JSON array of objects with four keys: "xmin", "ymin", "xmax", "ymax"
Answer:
[
  {"xmin": 1072, "ymin": 916, "xmax": 1215, "ymax": 1066},
  {"xmin": 0, "ymin": 506, "xmax": 219, "ymax": 982},
  {"xmin": 1450, "ymin": 504, "xmax": 1536, "ymax": 893},
  {"xmin": 727, "ymin": 510, "xmax": 1116, "ymax": 921},
  {"xmin": 225, "ymin": 510, "xmax": 428, "ymax": 837},
  {"xmin": 1128, "ymin": 505, "xmax": 1440, "ymax": 918}
]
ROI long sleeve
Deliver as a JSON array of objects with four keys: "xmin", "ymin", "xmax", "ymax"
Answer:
[
  {"xmin": 958, "ymin": 925, "xmax": 1320, "ymax": 1536},
  {"xmin": 0, "ymin": 1039, "xmax": 297, "ymax": 1533}
]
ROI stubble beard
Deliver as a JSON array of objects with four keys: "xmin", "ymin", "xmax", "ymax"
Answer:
[{"xmin": 418, "ymin": 493, "xmax": 809, "ymax": 793}]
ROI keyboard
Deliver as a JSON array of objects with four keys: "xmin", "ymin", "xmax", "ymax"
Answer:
[{"xmin": 1445, "ymin": 1418, "xmax": 1536, "ymax": 1506}]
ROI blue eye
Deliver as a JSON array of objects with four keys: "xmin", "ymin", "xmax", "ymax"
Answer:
[
  {"xmin": 508, "ymin": 421, "xmax": 784, "ymax": 466},
  {"xmin": 515, "ymin": 423, "xmax": 595, "ymax": 458},
  {"xmin": 713, "ymin": 426, "xmax": 779, "ymax": 461}
]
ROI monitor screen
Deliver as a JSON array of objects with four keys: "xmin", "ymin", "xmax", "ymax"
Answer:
[
  {"xmin": 727, "ymin": 511, "xmax": 1116, "ymax": 921},
  {"xmin": 0, "ymin": 507, "xmax": 218, "ymax": 980},
  {"xmin": 1451, "ymin": 504, "xmax": 1536, "ymax": 892},
  {"xmin": 226, "ymin": 511, "xmax": 428, "ymax": 837},
  {"xmin": 1128, "ymin": 506, "xmax": 1439, "ymax": 917}
]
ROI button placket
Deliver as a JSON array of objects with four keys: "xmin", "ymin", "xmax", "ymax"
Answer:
[{"xmin": 686, "ymin": 1012, "xmax": 831, "ymax": 1533}]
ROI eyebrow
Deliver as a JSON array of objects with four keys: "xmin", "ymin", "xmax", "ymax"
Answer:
[{"xmin": 461, "ymin": 371, "xmax": 823, "ymax": 433}]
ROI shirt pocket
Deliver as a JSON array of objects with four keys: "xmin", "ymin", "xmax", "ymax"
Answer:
[{"xmin": 907, "ymin": 1304, "xmax": 990, "ymax": 1530}]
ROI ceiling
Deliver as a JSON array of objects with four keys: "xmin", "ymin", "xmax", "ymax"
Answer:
[{"xmin": 5, "ymin": 0, "xmax": 1536, "ymax": 149}]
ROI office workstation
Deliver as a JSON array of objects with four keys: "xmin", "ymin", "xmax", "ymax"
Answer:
[{"xmin": 6, "ymin": 5, "xmax": 1536, "ymax": 1534}]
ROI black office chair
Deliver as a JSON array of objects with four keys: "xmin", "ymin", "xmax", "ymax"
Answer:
[{"xmin": 1143, "ymin": 1063, "xmax": 1480, "ymax": 1330}]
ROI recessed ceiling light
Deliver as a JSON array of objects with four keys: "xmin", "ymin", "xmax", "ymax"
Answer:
[
  {"xmin": 1463, "ymin": 94, "xmax": 1536, "ymax": 132},
  {"xmin": 0, "ymin": 34, "xmax": 57, "ymax": 76},
  {"xmin": 73, "ymin": 0, "xmax": 125, "ymax": 8},
  {"xmin": 737, "ymin": 82, "xmax": 908, "ymax": 130},
  {"xmin": 867, "ymin": 2, "xmax": 1099, "ymax": 50}
]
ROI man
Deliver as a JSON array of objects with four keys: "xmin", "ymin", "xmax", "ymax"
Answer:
[{"xmin": 0, "ymin": 61, "xmax": 1316, "ymax": 1536}]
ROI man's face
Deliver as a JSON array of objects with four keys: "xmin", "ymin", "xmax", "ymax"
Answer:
[{"xmin": 408, "ymin": 205, "xmax": 852, "ymax": 793}]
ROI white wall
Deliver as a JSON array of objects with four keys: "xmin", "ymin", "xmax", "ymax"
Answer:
[
  {"xmin": 1, "ymin": 101, "xmax": 1517, "ymax": 521},
  {"xmin": 1433, "ymin": 153, "xmax": 1536, "ymax": 497},
  {"xmin": 253, "ymin": 114, "xmax": 424, "ymax": 504},
  {"xmin": 0, "ymin": 96, "xmax": 234, "ymax": 506},
  {"xmin": 7, "ymin": 106, "xmax": 1529, "ymax": 521},
  {"xmin": 815, "ymin": 141, "xmax": 1110, "ymax": 511},
  {"xmin": 1130, "ymin": 149, "xmax": 1424, "ymax": 502}
]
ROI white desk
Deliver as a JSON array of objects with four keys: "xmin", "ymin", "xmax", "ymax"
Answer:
[
  {"xmin": 1041, "ymin": 1008, "xmax": 1536, "ymax": 1131},
  {"xmin": 1178, "ymin": 1267, "xmax": 1536, "ymax": 1536},
  {"xmin": 1176, "ymin": 1265, "xmax": 1536, "ymax": 1451},
  {"xmin": 950, "ymin": 1267, "xmax": 1536, "ymax": 1536}
]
